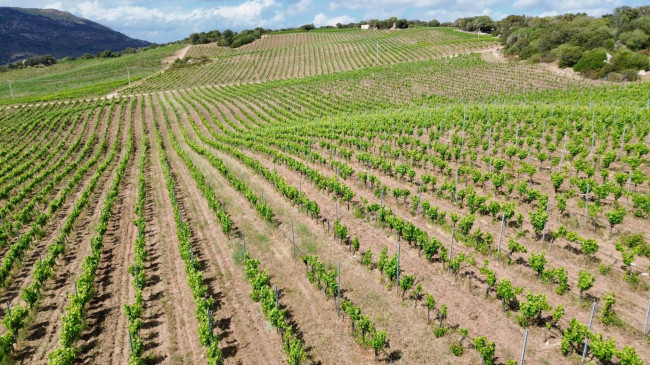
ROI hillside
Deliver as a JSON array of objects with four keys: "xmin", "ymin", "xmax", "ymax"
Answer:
[
  {"xmin": 0, "ymin": 22, "xmax": 648, "ymax": 365},
  {"xmin": 0, "ymin": 7, "xmax": 149, "ymax": 65}
]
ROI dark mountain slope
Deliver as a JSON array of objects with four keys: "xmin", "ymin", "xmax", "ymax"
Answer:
[{"xmin": 0, "ymin": 7, "xmax": 149, "ymax": 64}]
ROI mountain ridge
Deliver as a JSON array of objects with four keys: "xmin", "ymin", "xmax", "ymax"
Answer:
[{"xmin": 0, "ymin": 7, "xmax": 150, "ymax": 65}]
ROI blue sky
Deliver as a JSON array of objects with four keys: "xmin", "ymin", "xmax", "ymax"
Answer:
[{"xmin": 0, "ymin": 0, "xmax": 646, "ymax": 43}]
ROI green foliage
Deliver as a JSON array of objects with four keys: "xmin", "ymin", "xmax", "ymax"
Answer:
[
  {"xmin": 377, "ymin": 246, "xmax": 388, "ymax": 273},
  {"xmin": 517, "ymin": 291, "xmax": 550, "ymax": 327},
  {"xmin": 496, "ymin": 278, "xmax": 521, "ymax": 310},
  {"xmin": 529, "ymin": 209, "xmax": 548, "ymax": 236},
  {"xmin": 399, "ymin": 275, "xmax": 416, "ymax": 296},
  {"xmin": 362, "ymin": 249, "xmax": 373, "ymax": 269},
  {"xmin": 577, "ymin": 270, "xmax": 595, "ymax": 298},
  {"xmin": 473, "ymin": 337, "xmax": 495, "ymax": 365},
  {"xmin": 508, "ymin": 238, "xmax": 527, "ymax": 255},
  {"xmin": 605, "ymin": 207, "xmax": 626, "ymax": 231},
  {"xmin": 557, "ymin": 45, "xmax": 584, "ymax": 68},
  {"xmin": 550, "ymin": 172, "xmax": 565, "ymax": 192},
  {"xmin": 599, "ymin": 263, "xmax": 612, "ymax": 275},
  {"xmin": 458, "ymin": 214, "xmax": 476, "ymax": 235},
  {"xmin": 249, "ymin": 255, "xmax": 306, "ymax": 364},
  {"xmin": 334, "ymin": 219, "xmax": 348, "ymax": 242},
  {"xmin": 590, "ymin": 334, "xmax": 616, "ymax": 363},
  {"xmin": 617, "ymin": 345, "xmax": 643, "ymax": 365},
  {"xmin": 581, "ymin": 239, "xmax": 599, "ymax": 256},
  {"xmin": 601, "ymin": 292, "xmax": 617, "ymax": 325},
  {"xmin": 529, "ymin": 251, "xmax": 546, "ymax": 276},
  {"xmin": 561, "ymin": 318, "xmax": 589, "ymax": 355},
  {"xmin": 573, "ymin": 49, "xmax": 607, "ymax": 72},
  {"xmin": 619, "ymin": 29, "xmax": 650, "ymax": 50},
  {"xmin": 351, "ymin": 236, "xmax": 360, "ymax": 253},
  {"xmin": 449, "ymin": 342, "xmax": 463, "ymax": 356}
]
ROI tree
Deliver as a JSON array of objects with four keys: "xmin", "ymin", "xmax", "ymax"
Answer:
[
  {"xmin": 529, "ymin": 251, "xmax": 546, "ymax": 276},
  {"xmin": 577, "ymin": 270, "xmax": 595, "ymax": 299},
  {"xmin": 473, "ymin": 337, "xmax": 495, "ymax": 365},
  {"xmin": 620, "ymin": 29, "xmax": 650, "ymax": 50}
]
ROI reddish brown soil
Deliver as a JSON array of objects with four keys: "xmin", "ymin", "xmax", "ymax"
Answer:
[
  {"xmin": 76, "ymin": 101, "xmax": 142, "ymax": 364},
  {"xmin": 0, "ymin": 105, "xmax": 106, "ymax": 321},
  {"xmin": 155, "ymin": 93, "xmax": 289, "ymax": 364},
  {"xmin": 14, "ymin": 103, "xmax": 124, "ymax": 363},
  {"xmin": 173, "ymin": 96, "xmax": 483, "ymax": 364}
]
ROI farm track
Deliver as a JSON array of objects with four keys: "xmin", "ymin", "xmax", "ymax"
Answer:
[
  {"xmin": 13, "ymin": 103, "xmax": 124, "ymax": 363},
  {"xmin": 156, "ymin": 94, "xmax": 288, "ymax": 365}
]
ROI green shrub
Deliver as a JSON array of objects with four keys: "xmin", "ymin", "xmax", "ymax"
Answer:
[
  {"xmin": 449, "ymin": 342, "xmax": 463, "ymax": 356},
  {"xmin": 619, "ymin": 29, "xmax": 650, "ymax": 51},
  {"xmin": 557, "ymin": 45, "xmax": 583, "ymax": 68},
  {"xmin": 573, "ymin": 49, "xmax": 607, "ymax": 72},
  {"xmin": 608, "ymin": 50, "xmax": 650, "ymax": 72}
]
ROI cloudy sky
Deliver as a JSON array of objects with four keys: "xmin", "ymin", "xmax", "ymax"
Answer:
[{"xmin": 0, "ymin": 0, "xmax": 645, "ymax": 43}]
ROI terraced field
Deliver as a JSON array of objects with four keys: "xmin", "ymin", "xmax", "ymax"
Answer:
[{"xmin": 0, "ymin": 28, "xmax": 648, "ymax": 365}]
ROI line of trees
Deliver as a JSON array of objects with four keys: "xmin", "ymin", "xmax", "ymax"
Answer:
[{"xmin": 187, "ymin": 28, "xmax": 268, "ymax": 48}]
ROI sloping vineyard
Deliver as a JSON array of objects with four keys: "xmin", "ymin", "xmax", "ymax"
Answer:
[
  {"xmin": 131, "ymin": 28, "xmax": 498, "ymax": 92},
  {"xmin": 0, "ymin": 28, "xmax": 648, "ymax": 365}
]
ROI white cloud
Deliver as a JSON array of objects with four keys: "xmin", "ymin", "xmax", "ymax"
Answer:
[
  {"xmin": 43, "ymin": 2, "xmax": 65, "ymax": 10},
  {"xmin": 62, "ymin": 0, "xmax": 286, "ymax": 39},
  {"xmin": 513, "ymin": 0, "xmax": 622, "ymax": 13},
  {"xmin": 287, "ymin": 0, "xmax": 313, "ymax": 15},
  {"xmin": 0, "ymin": 0, "xmax": 638, "ymax": 43},
  {"xmin": 312, "ymin": 13, "xmax": 355, "ymax": 26}
]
